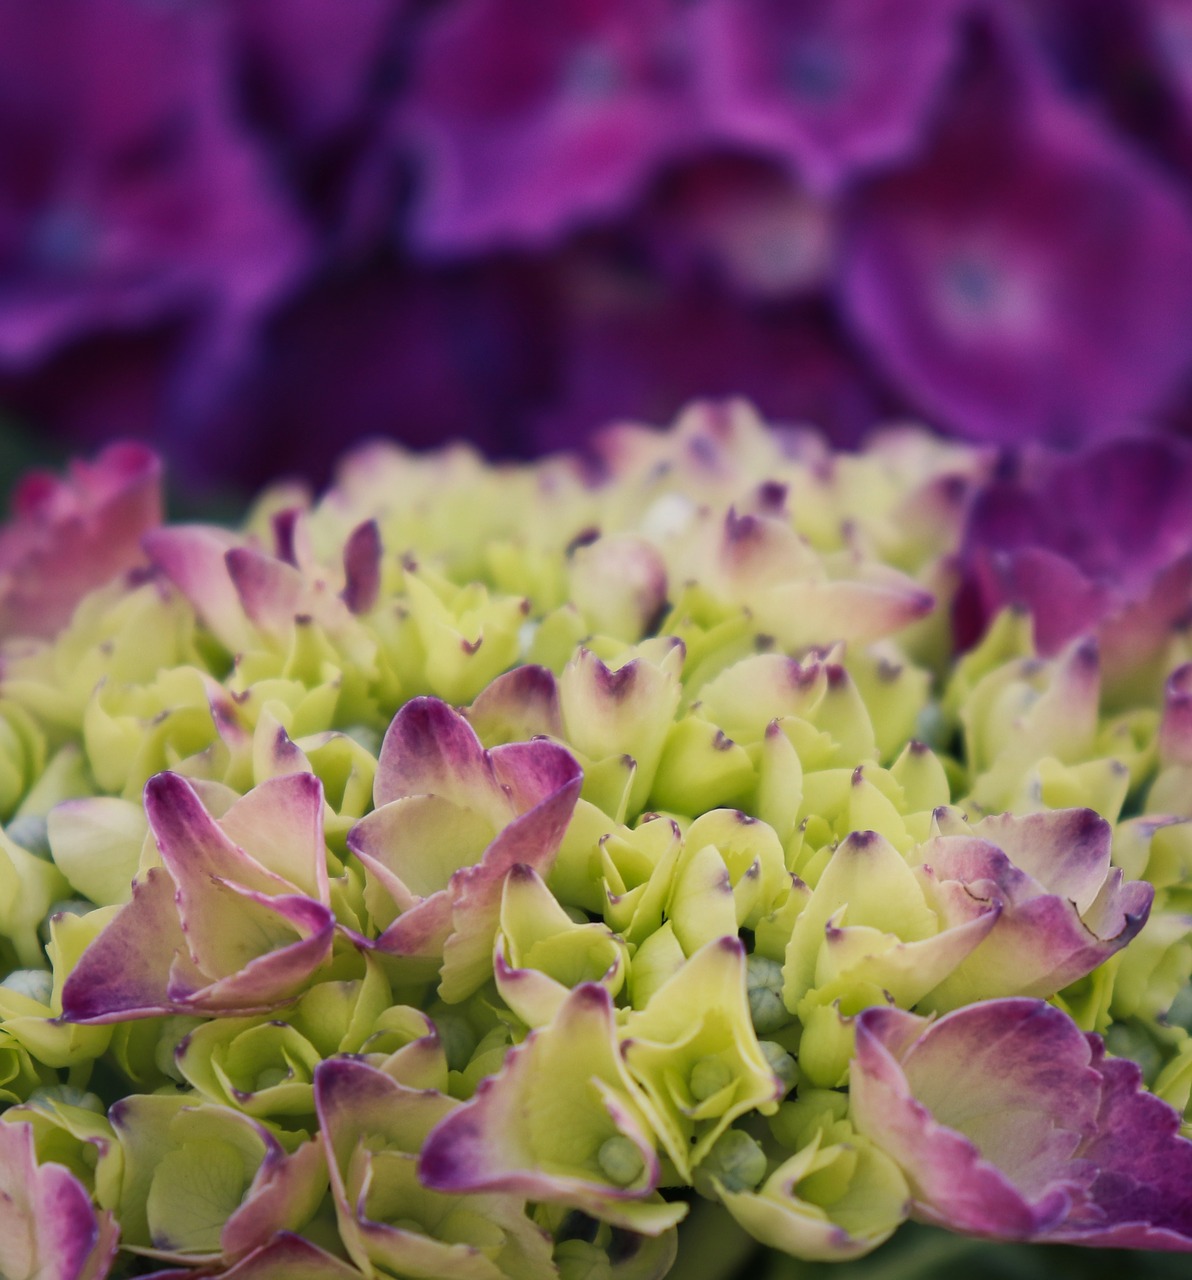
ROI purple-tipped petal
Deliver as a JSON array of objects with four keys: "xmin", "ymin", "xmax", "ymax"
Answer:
[
  {"xmin": 466, "ymin": 666, "xmax": 564, "ymax": 744},
  {"xmin": 61, "ymin": 866, "xmax": 186, "ymax": 1021},
  {"xmin": 1050, "ymin": 1042, "xmax": 1192, "ymax": 1249},
  {"xmin": 374, "ymin": 696, "xmax": 501, "ymax": 811},
  {"xmin": 216, "ymin": 771, "xmax": 330, "ymax": 903},
  {"xmin": 420, "ymin": 983, "xmax": 667, "ymax": 1227},
  {"xmin": 0, "ymin": 1120, "xmax": 120, "ymax": 1280},
  {"xmin": 210, "ymin": 1232, "xmax": 363, "ymax": 1280},
  {"xmin": 167, "ymin": 885, "xmax": 334, "ymax": 1013},
  {"xmin": 143, "ymin": 525, "xmax": 253, "ymax": 654},
  {"xmin": 0, "ymin": 441, "xmax": 162, "ymax": 640},
  {"xmin": 221, "ymin": 1138, "xmax": 328, "ymax": 1261},
  {"xmin": 919, "ymin": 813, "xmax": 1153, "ymax": 1005},
  {"xmin": 853, "ymin": 1000, "xmax": 1192, "ymax": 1249},
  {"xmin": 225, "ymin": 545, "xmax": 306, "ymax": 642},
  {"xmin": 851, "ymin": 1002, "xmax": 1097, "ymax": 1238}
]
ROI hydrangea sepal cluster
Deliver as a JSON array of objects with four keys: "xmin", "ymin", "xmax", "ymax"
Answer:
[{"xmin": 1, "ymin": 404, "xmax": 1191, "ymax": 1280}]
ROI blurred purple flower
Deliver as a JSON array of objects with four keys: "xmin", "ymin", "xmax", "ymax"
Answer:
[
  {"xmin": 401, "ymin": 0, "xmax": 694, "ymax": 255},
  {"xmin": 842, "ymin": 16, "xmax": 1192, "ymax": 447},
  {"xmin": 691, "ymin": 0, "xmax": 969, "ymax": 193},
  {"xmin": 954, "ymin": 436, "xmax": 1192, "ymax": 682},
  {"xmin": 0, "ymin": 0, "xmax": 307, "ymax": 385}
]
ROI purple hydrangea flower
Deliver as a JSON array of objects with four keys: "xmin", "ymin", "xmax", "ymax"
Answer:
[
  {"xmin": 841, "ymin": 16, "xmax": 1192, "ymax": 447},
  {"xmin": 691, "ymin": 0, "xmax": 969, "ymax": 192},
  {"xmin": 0, "ymin": 0, "xmax": 308, "ymax": 400},
  {"xmin": 400, "ymin": 0, "xmax": 694, "ymax": 254},
  {"xmin": 851, "ymin": 1000, "xmax": 1192, "ymax": 1249}
]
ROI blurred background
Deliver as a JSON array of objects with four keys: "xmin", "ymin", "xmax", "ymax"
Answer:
[{"xmin": 4, "ymin": 0, "xmax": 1192, "ymax": 504}]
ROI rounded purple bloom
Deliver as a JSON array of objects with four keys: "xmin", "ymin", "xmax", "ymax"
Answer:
[
  {"xmin": 401, "ymin": 0, "xmax": 695, "ymax": 254},
  {"xmin": 841, "ymin": 17, "xmax": 1192, "ymax": 447},
  {"xmin": 692, "ymin": 0, "xmax": 969, "ymax": 193},
  {"xmin": 0, "ymin": 0, "xmax": 308, "ymax": 375}
]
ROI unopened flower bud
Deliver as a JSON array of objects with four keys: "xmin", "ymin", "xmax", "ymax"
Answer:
[
  {"xmin": 746, "ymin": 954, "xmax": 791, "ymax": 1034},
  {"xmin": 689, "ymin": 1054, "xmax": 733, "ymax": 1102},
  {"xmin": 596, "ymin": 1135, "xmax": 646, "ymax": 1187}
]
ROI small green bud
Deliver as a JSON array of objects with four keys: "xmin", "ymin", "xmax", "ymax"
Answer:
[
  {"xmin": 699, "ymin": 1128, "xmax": 768, "ymax": 1193},
  {"xmin": 6, "ymin": 815, "xmax": 51, "ymax": 860},
  {"xmin": 758, "ymin": 1040, "xmax": 798, "ymax": 1095},
  {"xmin": 1, "ymin": 969, "xmax": 53, "ymax": 1004},
  {"xmin": 254, "ymin": 1066, "xmax": 290, "ymax": 1092},
  {"xmin": 746, "ymin": 954, "xmax": 792, "ymax": 1034},
  {"xmin": 689, "ymin": 1055, "xmax": 733, "ymax": 1102},
  {"xmin": 596, "ymin": 1134, "xmax": 646, "ymax": 1187}
]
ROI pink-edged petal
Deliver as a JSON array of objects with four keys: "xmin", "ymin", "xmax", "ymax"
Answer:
[
  {"xmin": 143, "ymin": 524, "xmax": 253, "ymax": 654},
  {"xmin": 440, "ymin": 761, "xmax": 583, "ymax": 1001},
  {"xmin": 225, "ymin": 546, "xmax": 306, "ymax": 643},
  {"xmin": 420, "ymin": 983, "xmax": 669, "ymax": 1229},
  {"xmin": 216, "ymin": 1232, "xmax": 363, "ymax": 1280},
  {"xmin": 969, "ymin": 809, "xmax": 1110, "ymax": 912},
  {"xmin": 373, "ymin": 696, "xmax": 504, "ymax": 813},
  {"xmin": 920, "ymin": 822, "xmax": 1153, "ymax": 1005},
  {"xmin": 221, "ymin": 1138, "xmax": 328, "ymax": 1261},
  {"xmin": 0, "ymin": 1120, "xmax": 120, "ymax": 1280},
  {"xmin": 488, "ymin": 738, "xmax": 585, "ymax": 822},
  {"xmin": 851, "ymin": 1002, "xmax": 1098, "ymax": 1238},
  {"xmin": 466, "ymin": 666, "xmax": 564, "ymax": 745},
  {"xmin": 146, "ymin": 771, "xmax": 297, "ymax": 901},
  {"xmin": 167, "ymin": 885, "xmax": 334, "ymax": 1012},
  {"xmin": 60, "ymin": 866, "xmax": 185, "ymax": 1022},
  {"xmin": 0, "ymin": 441, "xmax": 162, "ymax": 640},
  {"xmin": 216, "ymin": 771, "xmax": 330, "ymax": 903}
]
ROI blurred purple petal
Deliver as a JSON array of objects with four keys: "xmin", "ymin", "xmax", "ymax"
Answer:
[
  {"xmin": 0, "ymin": 441, "xmax": 160, "ymax": 639},
  {"xmin": 955, "ymin": 436, "xmax": 1192, "ymax": 670},
  {"xmin": 842, "ymin": 18, "xmax": 1192, "ymax": 447},
  {"xmin": 693, "ymin": 0, "xmax": 968, "ymax": 192},
  {"xmin": 401, "ymin": 0, "xmax": 694, "ymax": 253},
  {"xmin": 0, "ymin": 0, "xmax": 308, "ymax": 373}
]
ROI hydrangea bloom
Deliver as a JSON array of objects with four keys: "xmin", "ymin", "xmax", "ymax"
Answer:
[
  {"xmin": 0, "ymin": 406, "xmax": 1191, "ymax": 1280},
  {"xmin": 8, "ymin": 4, "xmax": 1192, "ymax": 480}
]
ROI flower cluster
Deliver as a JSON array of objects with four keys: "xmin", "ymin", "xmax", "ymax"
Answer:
[
  {"xmin": 0, "ymin": 405, "xmax": 1190, "ymax": 1279},
  {"xmin": 5, "ymin": 1, "xmax": 1192, "ymax": 490}
]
